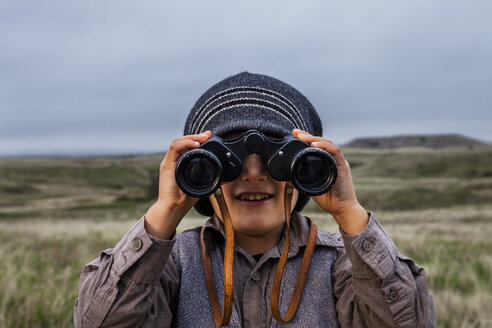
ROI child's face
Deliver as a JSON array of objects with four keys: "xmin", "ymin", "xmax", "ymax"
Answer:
[{"xmin": 209, "ymin": 152, "xmax": 299, "ymax": 240}]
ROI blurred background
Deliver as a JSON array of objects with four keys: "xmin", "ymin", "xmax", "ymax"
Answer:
[{"xmin": 0, "ymin": 1, "xmax": 491, "ymax": 327}]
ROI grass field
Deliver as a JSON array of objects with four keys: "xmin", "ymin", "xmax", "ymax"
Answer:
[{"xmin": 0, "ymin": 146, "xmax": 491, "ymax": 327}]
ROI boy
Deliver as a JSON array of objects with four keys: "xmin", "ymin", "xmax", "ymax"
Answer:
[{"xmin": 74, "ymin": 72, "xmax": 436, "ymax": 327}]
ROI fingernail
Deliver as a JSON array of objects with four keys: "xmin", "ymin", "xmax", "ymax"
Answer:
[{"xmin": 298, "ymin": 133, "xmax": 307, "ymax": 138}]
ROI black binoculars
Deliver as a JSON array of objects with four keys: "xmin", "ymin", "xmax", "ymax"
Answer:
[{"xmin": 175, "ymin": 130, "xmax": 338, "ymax": 198}]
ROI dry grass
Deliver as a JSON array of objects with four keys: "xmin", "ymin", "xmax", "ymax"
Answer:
[
  {"xmin": 1, "ymin": 207, "xmax": 491, "ymax": 327},
  {"xmin": 1, "ymin": 147, "xmax": 491, "ymax": 327}
]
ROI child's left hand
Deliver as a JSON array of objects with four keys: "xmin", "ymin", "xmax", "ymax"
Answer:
[{"xmin": 293, "ymin": 129, "xmax": 369, "ymax": 235}]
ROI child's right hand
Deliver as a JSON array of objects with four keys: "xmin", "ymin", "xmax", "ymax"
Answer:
[{"xmin": 145, "ymin": 131, "xmax": 212, "ymax": 239}]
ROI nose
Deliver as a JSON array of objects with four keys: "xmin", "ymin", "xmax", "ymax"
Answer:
[{"xmin": 241, "ymin": 154, "xmax": 268, "ymax": 183}]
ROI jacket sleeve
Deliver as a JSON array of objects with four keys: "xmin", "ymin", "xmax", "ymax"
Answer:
[
  {"xmin": 332, "ymin": 214, "xmax": 436, "ymax": 328},
  {"xmin": 73, "ymin": 216, "xmax": 180, "ymax": 328}
]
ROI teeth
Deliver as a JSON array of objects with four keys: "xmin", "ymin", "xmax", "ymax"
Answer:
[{"xmin": 239, "ymin": 194, "xmax": 270, "ymax": 201}]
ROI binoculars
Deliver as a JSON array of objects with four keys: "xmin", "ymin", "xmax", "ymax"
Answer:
[{"xmin": 175, "ymin": 130, "xmax": 338, "ymax": 198}]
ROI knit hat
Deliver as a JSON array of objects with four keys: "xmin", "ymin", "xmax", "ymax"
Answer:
[{"xmin": 183, "ymin": 72, "xmax": 323, "ymax": 216}]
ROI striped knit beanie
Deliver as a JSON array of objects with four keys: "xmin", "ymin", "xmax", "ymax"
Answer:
[{"xmin": 184, "ymin": 72, "xmax": 323, "ymax": 216}]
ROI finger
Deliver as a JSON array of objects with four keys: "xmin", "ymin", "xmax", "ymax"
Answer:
[
  {"xmin": 162, "ymin": 138, "xmax": 202, "ymax": 170},
  {"xmin": 310, "ymin": 140, "xmax": 347, "ymax": 167},
  {"xmin": 311, "ymin": 139, "xmax": 336, "ymax": 149},
  {"xmin": 167, "ymin": 131, "xmax": 212, "ymax": 157},
  {"xmin": 174, "ymin": 131, "xmax": 212, "ymax": 144},
  {"xmin": 293, "ymin": 129, "xmax": 324, "ymax": 143},
  {"xmin": 192, "ymin": 130, "xmax": 212, "ymax": 142},
  {"xmin": 293, "ymin": 129, "xmax": 336, "ymax": 147}
]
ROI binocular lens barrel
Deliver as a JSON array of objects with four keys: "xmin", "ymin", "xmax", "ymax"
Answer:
[
  {"xmin": 291, "ymin": 148, "xmax": 337, "ymax": 196},
  {"xmin": 175, "ymin": 150, "xmax": 222, "ymax": 198},
  {"xmin": 176, "ymin": 147, "xmax": 337, "ymax": 197}
]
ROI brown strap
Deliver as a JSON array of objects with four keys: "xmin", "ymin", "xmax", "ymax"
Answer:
[
  {"xmin": 200, "ymin": 186, "xmax": 318, "ymax": 326},
  {"xmin": 200, "ymin": 188, "xmax": 234, "ymax": 327},
  {"xmin": 271, "ymin": 185, "xmax": 318, "ymax": 323}
]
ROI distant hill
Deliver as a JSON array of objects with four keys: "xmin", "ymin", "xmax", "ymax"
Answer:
[{"xmin": 344, "ymin": 134, "xmax": 487, "ymax": 149}]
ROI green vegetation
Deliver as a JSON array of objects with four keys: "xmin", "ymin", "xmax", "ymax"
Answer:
[{"xmin": 1, "ymin": 146, "xmax": 491, "ymax": 327}]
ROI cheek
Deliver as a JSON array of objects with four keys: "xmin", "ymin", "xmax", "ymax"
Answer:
[
  {"xmin": 275, "ymin": 182, "xmax": 299, "ymax": 210},
  {"xmin": 291, "ymin": 190, "xmax": 299, "ymax": 210},
  {"xmin": 286, "ymin": 188, "xmax": 299, "ymax": 212},
  {"xmin": 220, "ymin": 183, "xmax": 235, "ymax": 203},
  {"xmin": 209, "ymin": 193, "xmax": 218, "ymax": 209},
  {"xmin": 208, "ymin": 184, "xmax": 234, "ymax": 219}
]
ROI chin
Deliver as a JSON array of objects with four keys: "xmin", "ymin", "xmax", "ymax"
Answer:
[
  {"xmin": 235, "ymin": 225, "xmax": 272, "ymax": 238},
  {"xmin": 232, "ymin": 214, "xmax": 283, "ymax": 236}
]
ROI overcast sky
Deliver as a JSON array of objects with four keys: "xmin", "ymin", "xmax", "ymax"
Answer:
[{"xmin": 1, "ymin": 0, "xmax": 491, "ymax": 156}]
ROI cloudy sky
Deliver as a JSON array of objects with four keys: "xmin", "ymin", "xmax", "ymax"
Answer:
[{"xmin": 1, "ymin": 0, "xmax": 491, "ymax": 156}]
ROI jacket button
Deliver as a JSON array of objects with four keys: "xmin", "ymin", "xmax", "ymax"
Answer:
[
  {"xmin": 133, "ymin": 238, "xmax": 143, "ymax": 251},
  {"xmin": 362, "ymin": 239, "xmax": 374, "ymax": 252},
  {"xmin": 389, "ymin": 290, "xmax": 399, "ymax": 301},
  {"xmin": 251, "ymin": 271, "xmax": 262, "ymax": 282}
]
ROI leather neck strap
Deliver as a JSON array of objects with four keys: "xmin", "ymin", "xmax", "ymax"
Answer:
[
  {"xmin": 271, "ymin": 186, "xmax": 318, "ymax": 323},
  {"xmin": 200, "ymin": 188, "xmax": 234, "ymax": 327},
  {"xmin": 200, "ymin": 186, "xmax": 318, "ymax": 327}
]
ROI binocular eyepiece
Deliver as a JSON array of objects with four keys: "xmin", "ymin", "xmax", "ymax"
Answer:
[{"xmin": 175, "ymin": 130, "xmax": 338, "ymax": 198}]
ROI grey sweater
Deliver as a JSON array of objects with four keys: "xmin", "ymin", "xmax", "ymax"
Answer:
[{"xmin": 74, "ymin": 213, "xmax": 436, "ymax": 327}]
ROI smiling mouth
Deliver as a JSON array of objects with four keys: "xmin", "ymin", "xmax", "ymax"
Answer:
[{"xmin": 237, "ymin": 193, "xmax": 273, "ymax": 201}]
